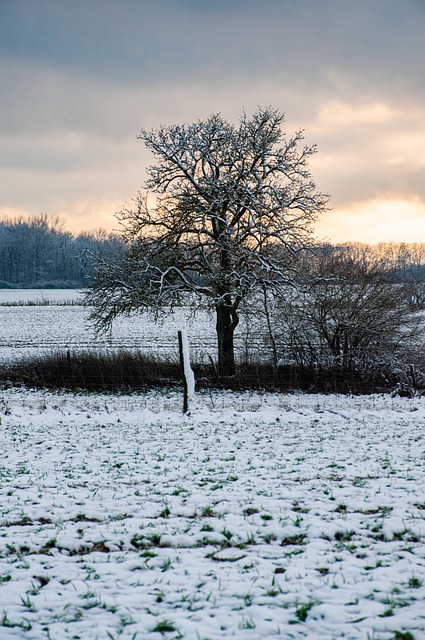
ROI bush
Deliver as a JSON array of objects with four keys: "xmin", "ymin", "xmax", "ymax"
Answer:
[
  {"xmin": 1, "ymin": 350, "xmax": 423, "ymax": 395},
  {"xmin": 241, "ymin": 246, "xmax": 423, "ymax": 377},
  {"xmin": 0, "ymin": 350, "xmax": 182, "ymax": 391}
]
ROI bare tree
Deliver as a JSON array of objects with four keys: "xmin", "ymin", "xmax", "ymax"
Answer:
[
  {"xmin": 269, "ymin": 246, "xmax": 422, "ymax": 373},
  {"xmin": 87, "ymin": 107, "xmax": 328, "ymax": 377}
]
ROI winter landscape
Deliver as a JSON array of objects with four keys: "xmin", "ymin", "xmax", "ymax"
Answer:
[
  {"xmin": 0, "ymin": 289, "xmax": 218, "ymax": 365},
  {"xmin": 0, "ymin": 290, "xmax": 424, "ymax": 639},
  {"xmin": 2, "ymin": 1, "xmax": 425, "ymax": 638},
  {"xmin": 2, "ymin": 103, "xmax": 425, "ymax": 638},
  {"xmin": 1, "ymin": 385, "xmax": 424, "ymax": 640}
]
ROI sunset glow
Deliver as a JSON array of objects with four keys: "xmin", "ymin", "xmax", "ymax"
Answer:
[
  {"xmin": 0, "ymin": 1, "xmax": 424, "ymax": 243},
  {"xmin": 317, "ymin": 197, "xmax": 425, "ymax": 244}
]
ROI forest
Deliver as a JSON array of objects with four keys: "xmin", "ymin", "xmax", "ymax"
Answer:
[
  {"xmin": 0, "ymin": 214, "xmax": 123, "ymax": 288},
  {"xmin": 2, "ymin": 214, "xmax": 425, "ymax": 290}
]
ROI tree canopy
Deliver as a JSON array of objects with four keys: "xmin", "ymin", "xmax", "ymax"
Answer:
[{"xmin": 88, "ymin": 107, "xmax": 329, "ymax": 376}]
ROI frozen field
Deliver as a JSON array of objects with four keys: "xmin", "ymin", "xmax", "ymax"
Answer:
[
  {"xmin": 0, "ymin": 290, "xmax": 84, "ymax": 305},
  {"xmin": 1, "ymin": 388, "xmax": 425, "ymax": 639},
  {"xmin": 0, "ymin": 290, "xmax": 218, "ymax": 364}
]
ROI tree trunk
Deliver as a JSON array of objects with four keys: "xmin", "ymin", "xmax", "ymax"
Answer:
[{"xmin": 216, "ymin": 303, "xmax": 239, "ymax": 378}]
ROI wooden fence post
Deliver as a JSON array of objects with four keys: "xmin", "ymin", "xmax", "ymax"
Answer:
[{"xmin": 178, "ymin": 330, "xmax": 195, "ymax": 414}]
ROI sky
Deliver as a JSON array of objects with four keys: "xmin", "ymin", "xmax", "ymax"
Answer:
[{"xmin": 0, "ymin": 0, "xmax": 424, "ymax": 243}]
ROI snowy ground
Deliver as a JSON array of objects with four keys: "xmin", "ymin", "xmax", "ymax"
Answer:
[
  {"xmin": 0, "ymin": 290, "xmax": 84, "ymax": 305},
  {"xmin": 0, "ymin": 291, "xmax": 217, "ymax": 363},
  {"xmin": 0, "ymin": 290, "xmax": 264, "ymax": 364},
  {"xmin": 1, "ymin": 388, "xmax": 425, "ymax": 640}
]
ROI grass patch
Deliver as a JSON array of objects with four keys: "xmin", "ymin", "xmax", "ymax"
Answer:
[{"xmin": 151, "ymin": 619, "xmax": 178, "ymax": 633}]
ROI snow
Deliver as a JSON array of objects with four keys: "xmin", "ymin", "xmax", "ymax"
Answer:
[
  {"xmin": 0, "ymin": 294, "xmax": 217, "ymax": 364},
  {"xmin": 0, "ymin": 289, "xmax": 83, "ymax": 305},
  {"xmin": 0, "ymin": 291, "xmax": 261, "ymax": 364},
  {"xmin": 1, "ymin": 387, "xmax": 425, "ymax": 639}
]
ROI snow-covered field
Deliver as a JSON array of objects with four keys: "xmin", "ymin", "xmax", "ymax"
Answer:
[
  {"xmin": 1, "ymin": 388, "xmax": 425, "ymax": 639},
  {"xmin": 0, "ymin": 290, "xmax": 84, "ymax": 305},
  {"xmin": 0, "ymin": 290, "xmax": 218, "ymax": 364}
]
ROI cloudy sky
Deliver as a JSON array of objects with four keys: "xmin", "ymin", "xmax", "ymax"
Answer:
[{"xmin": 1, "ymin": 0, "xmax": 424, "ymax": 243}]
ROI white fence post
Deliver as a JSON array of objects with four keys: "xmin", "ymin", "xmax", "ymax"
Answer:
[{"xmin": 178, "ymin": 330, "xmax": 195, "ymax": 414}]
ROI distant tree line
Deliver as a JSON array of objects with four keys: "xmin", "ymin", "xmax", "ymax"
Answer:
[
  {"xmin": 0, "ymin": 215, "xmax": 124, "ymax": 288},
  {"xmin": 299, "ymin": 241, "xmax": 425, "ymax": 307},
  {"xmin": 330, "ymin": 241, "xmax": 425, "ymax": 283}
]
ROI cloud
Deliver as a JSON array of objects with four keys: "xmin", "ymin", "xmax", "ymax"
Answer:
[
  {"xmin": 1, "ymin": 0, "xmax": 423, "ymax": 95},
  {"xmin": 0, "ymin": 0, "xmax": 424, "ymax": 241},
  {"xmin": 310, "ymin": 100, "xmax": 425, "ymax": 207}
]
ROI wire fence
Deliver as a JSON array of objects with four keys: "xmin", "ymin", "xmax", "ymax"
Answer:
[
  {"xmin": 0, "ymin": 347, "xmax": 419, "ymax": 396},
  {"xmin": 0, "ymin": 297, "xmax": 422, "ymax": 395}
]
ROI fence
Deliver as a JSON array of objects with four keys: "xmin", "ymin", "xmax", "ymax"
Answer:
[{"xmin": 0, "ymin": 295, "xmax": 421, "ymax": 395}]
